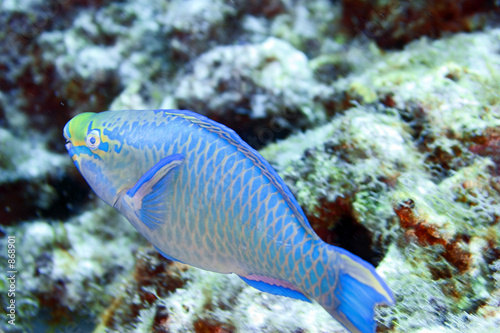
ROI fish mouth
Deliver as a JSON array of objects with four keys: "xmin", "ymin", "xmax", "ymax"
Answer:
[
  {"xmin": 65, "ymin": 140, "xmax": 77, "ymax": 160},
  {"xmin": 65, "ymin": 140, "xmax": 73, "ymax": 152}
]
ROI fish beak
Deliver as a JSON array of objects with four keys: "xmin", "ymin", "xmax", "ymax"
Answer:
[
  {"xmin": 65, "ymin": 140, "xmax": 77, "ymax": 161},
  {"xmin": 65, "ymin": 140, "xmax": 73, "ymax": 152},
  {"xmin": 63, "ymin": 121, "xmax": 74, "ymax": 154}
]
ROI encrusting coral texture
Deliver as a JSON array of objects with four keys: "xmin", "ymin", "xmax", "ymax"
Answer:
[{"xmin": 0, "ymin": 0, "xmax": 499, "ymax": 332}]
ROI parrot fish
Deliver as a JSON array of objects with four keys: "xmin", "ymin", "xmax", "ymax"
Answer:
[{"xmin": 63, "ymin": 109, "xmax": 394, "ymax": 333}]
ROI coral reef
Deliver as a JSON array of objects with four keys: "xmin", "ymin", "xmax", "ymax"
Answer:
[
  {"xmin": 173, "ymin": 37, "xmax": 330, "ymax": 148},
  {"xmin": 340, "ymin": 0, "xmax": 498, "ymax": 48},
  {"xmin": 1, "ymin": 0, "xmax": 500, "ymax": 332},
  {"xmin": 0, "ymin": 128, "xmax": 73, "ymax": 225},
  {"xmin": 261, "ymin": 105, "xmax": 413, "ymax": 265},
  {"xmin": 261, "ymin": 28, "xmax": 500, "ymax": 332},
  {"xmin": 0, "ymin": 202, "xmax": 144, "ymax": 332}
]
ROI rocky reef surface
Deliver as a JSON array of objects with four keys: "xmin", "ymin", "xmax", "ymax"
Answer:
[{"xmin": 1, "ymin": 0, "xmax": 499, "ymax": 332}]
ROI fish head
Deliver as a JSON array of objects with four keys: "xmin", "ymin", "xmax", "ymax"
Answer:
[{"xmin": 63, "ymin": 111, "xmax": 141, "ymax": 207}]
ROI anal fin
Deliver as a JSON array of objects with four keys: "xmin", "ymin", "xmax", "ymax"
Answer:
[{"xmin": 239, "ymin": 275, "xmax": 310, "ymax": 302}]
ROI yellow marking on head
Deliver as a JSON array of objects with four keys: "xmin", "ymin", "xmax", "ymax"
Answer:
[
  {"xmin": 66, "ymin": 112, "xmax": 116, "ymax": 159},
  {"xmin": 67, "ymin": 112, "xmax": 96, "ymax": 144}
]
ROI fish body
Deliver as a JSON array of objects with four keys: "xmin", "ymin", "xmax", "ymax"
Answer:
[{"xmin": 64, "ymin": 109, "xmax": 394, "ymax": 333}]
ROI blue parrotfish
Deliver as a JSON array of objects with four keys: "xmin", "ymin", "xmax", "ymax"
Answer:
[{"xmin": 63, "ymin": 109, "xmax": 394, "ymax": 333}]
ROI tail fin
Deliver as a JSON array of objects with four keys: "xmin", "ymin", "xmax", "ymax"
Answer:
[{"xmin": 313, "ymin": 245, "xmax": 394, "ymax": 333}]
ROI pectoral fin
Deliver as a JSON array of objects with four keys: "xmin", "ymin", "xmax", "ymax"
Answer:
[{"xmin": 125, "ymin": 154, "xmax": 184, "ymax": 230}]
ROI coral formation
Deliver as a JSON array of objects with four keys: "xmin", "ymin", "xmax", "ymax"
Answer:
[
  {"xmin": 340, "ymin": 0, "xmax": 498, "ymax": 48},
  {"xmin": 1, "ymin": 0, "xmax": 500, "ymax": 332},
  {"xmin": 260, "ymin": 29, "xmax": 500, "ymax": 332},
  {"xmin": 173, "ymin": 37, "xmax": 330, "ymax": 148}
]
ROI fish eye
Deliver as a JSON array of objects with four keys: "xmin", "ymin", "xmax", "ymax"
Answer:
[{"xmin": 85, "ymin": 130, "xmax": 101, "ymax": 150}]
